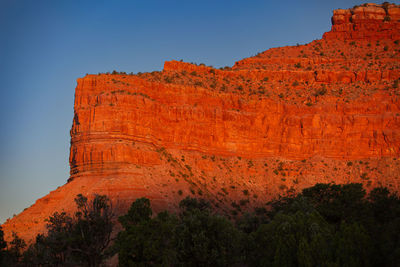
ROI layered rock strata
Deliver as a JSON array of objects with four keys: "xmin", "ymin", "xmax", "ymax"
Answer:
[
  {"xmin": 323, "ymin": 3, "xmax": 400, "ymax": 40},
  {"xmin": 2, "ymin": 3, "xmax": 400, "ymax": 244}
]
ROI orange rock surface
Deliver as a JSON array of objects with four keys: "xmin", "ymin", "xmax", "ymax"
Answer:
[
  {"xmin": 323, "ymin": 3, "xmax": 400, "ymax": 40},
  {"xmin": 2, "ymin": 3, "xmax": 400, "ymax": 244}
]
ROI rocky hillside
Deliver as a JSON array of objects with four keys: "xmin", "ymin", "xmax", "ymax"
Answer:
[{"xmin": 2, "ymin": 3, "xmax": 400, "ymax": 244}]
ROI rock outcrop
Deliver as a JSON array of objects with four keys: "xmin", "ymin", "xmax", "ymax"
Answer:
[
  {"xmin": 323, "ymin": 3, "xmax": 400, "ymax": 40},
  {"xmin": 2, "ymin": 2, "xmax": 400, "ymax": 244}
]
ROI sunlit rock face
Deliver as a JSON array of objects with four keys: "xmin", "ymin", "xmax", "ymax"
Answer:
[
  {"xmin": 2, "ymin": 2, "xmax": 400, "ymax": 244},
  {"xmin": 323, "ymin": 3, "xmax": 400, "ymax": 40}
]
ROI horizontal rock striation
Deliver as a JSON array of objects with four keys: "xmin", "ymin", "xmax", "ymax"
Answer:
[
  {"xmin": 2, "ymin": 2, "xmax": 400, "ymax": 245},
  {"xmin": 323, "ymin": 3, "xmax": 400, "ymax": 40},
  {"xmin": 69, "ymin": 73, "xmax": 400, "ymax": 183}
]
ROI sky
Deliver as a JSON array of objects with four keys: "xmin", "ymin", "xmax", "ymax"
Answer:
[{"xmin": 0, "ymin": 0, "xmax": 373, "ymax": 223}]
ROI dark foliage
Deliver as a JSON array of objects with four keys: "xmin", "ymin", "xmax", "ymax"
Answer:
[
  {"xmin": 7, "ymin": 183, "xmax": 400, "ymax": 266},
  {"xmin": 0, "ymin": 226, "xmax": 6, "ymax": 263},
  {"xmin": 263, "ymin": 183, "xmax": 400, "ymax": 267},
  {"xmin": 116, "ymin": 197, "xmax": 243, "ymax": 266},
  {"xmin": 18, "ymin": 194, "xmax": 114, "ymax": 267}
]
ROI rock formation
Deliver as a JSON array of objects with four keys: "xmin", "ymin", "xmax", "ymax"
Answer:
[
  {"xmin": 323, "ymin": 3, "xmax": 400, "ymax": 40},
  {"xmin": 2, "ymin": 3, "xmax": 400, "ymax": 244}
]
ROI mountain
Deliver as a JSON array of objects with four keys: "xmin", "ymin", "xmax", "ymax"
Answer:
[{"xmin": 2, "ymin": 2, "xmax": 400, "ymax": 243}]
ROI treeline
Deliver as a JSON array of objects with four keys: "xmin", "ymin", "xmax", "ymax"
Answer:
[
  {"xmin": 1, "ymin": 183, "xmax": 400, "ymax": 266},
  {"xmin": 0, "ymin": 194, "xmax": 113, "ymax": 266}
]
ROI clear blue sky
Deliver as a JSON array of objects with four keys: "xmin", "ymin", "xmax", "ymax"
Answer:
[{"xmin": 0, "ymin": 0, "xmax": 370, "ymax": 223}]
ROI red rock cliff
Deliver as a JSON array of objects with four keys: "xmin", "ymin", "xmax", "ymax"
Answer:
[
  {"xmin": 323, "ymin": 3, "xmax": 400, "ymax": 40},
  {"xmin": 2, "ymin": 3, "xmax": 400, "ymax": 244}
]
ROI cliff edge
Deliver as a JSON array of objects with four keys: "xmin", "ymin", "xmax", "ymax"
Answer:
[{"xmin": 2, "ymin": 3, "xmax": 400, "ymax": 244}]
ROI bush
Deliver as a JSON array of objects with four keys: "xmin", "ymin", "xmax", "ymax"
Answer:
[
  {"xmin": 22, "ymin": 194, "xmax": 114, "ymax": 266},
  {"xmin": 314, "ymin": 87, "xmax": 327, "ymax": 96},
  {"xmin": 116, "ymin": 197, "xmax": 243, "ymax": 266},
  {"xmin": 0, "ymin": 227, "xmax": 6, "ymax": 264},
  {"xmin": 19, "ymin": 183, "xmax": 400, "ymax": 266},
  {"xmin": 393, "ymin": 79, "xmax": 399, "ymax": 89}
]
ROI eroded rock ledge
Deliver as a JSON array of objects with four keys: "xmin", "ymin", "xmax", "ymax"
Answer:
[{"xmin": 2, "ymin": 3, "xmax": 400, "ymax": 244}]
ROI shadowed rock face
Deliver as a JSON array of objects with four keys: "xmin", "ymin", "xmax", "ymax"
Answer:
[{"xmin": 2, "ymin": 3, "xmax": 400, "ymax": 244}]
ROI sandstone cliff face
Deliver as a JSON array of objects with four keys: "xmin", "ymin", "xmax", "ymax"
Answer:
[
  {"xmin": 323, "ymin": 3, "xmax": 400, "ymax": 40},
  {"xmin": 69, "ymin": 73, "xmax": 399, "ymax": 173},
  {"xmin": 2, "ymin": 3, "xmax": 400, "ymax": 244}
]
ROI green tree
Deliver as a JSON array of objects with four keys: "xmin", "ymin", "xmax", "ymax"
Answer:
[
  {"xmin": 301, "ymin": 183, "xmax": 369, "ymax": 225},
  {"xmin": 22, "ymin": 194, "xmax": 114, "ymax": 267},
  {"xmin": 179, "ymin": 197, "xmax": 212, "ymax": 214},
  {"xmin": 18, "ymin": 183, "xmax": 400, "ymax": 266},
  {"xmin": 117, "ymin": 210, "xmax": 179, "ymax": 266},
  {"xmin": 116, "ymin": 197, "xmax": 244, "ymax": 266},
  {"xmin": 44, "ymin": 211, "xmax": 74, "ymax": 265},
  {"xmin": 22, "ymin": 234, "xmax": 53, "ymax": 266},
  {"xmin": 333, "ymin": 222, "xmax": 372, "ymax": 267},
  {"xmin": 69, "ymin": 194, "xmax": 114, "ymax": 266},
  {"xmin": 118, "ymin": 197, "xmax": 152, "ymax": 228},
  {"xmin": 250, "ymin": 198, "xmax": 335, "ymax": 267},
  {"xmin": 176, "ymin": 197, "xmax": 243, "ymax": 266},
  {"xmin": 367, "ymin": 187, "xmax": 400, "ymax": 266},
  {"xmin": 7, "ymin": 232, "xmax": 26, "ymax": 265},
  {"xmin": 0, "ymin": 226, "xmax": 7, "ymax": 265},
  {"xmin": 368, "ymin": 187, "xmax": 400, "ymax": 223},
  {"xmin": 0, "ymin": 226, "xmax": 5, "ymax": 251},
  {"xmin": 22, "ymin": 212, "xmax": 75, "ymax": 266}
]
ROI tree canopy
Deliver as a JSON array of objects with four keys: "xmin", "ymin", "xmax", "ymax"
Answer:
[{"xmin": 3, "ymin": 183, "xmax": 400, "ymax": 266}]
